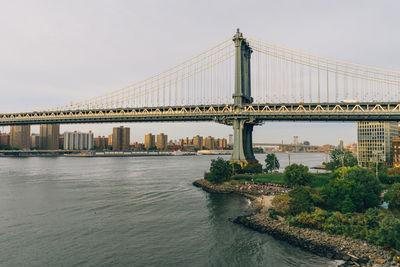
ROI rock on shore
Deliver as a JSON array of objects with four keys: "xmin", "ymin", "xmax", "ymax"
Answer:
[
  {"xmin": 192, "ymin": 179, "xmax": 260, "ymax": 202},
  {"xmin": 192, "ymin": 179, "xmax": 235, "ymax": 194},
  {"xmin": 234, "ymin": 213, "xmax": 395, "ymax": 266}
]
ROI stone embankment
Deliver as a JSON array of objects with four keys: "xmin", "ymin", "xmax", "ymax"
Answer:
[{"xmin": 234, "ymin": 213, "xmax": 396, "ymax": 266}]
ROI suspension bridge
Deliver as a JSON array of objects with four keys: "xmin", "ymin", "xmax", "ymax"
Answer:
[{"xmin": 1, "ymin": 29, "xmax": 400, "ymax": 164}]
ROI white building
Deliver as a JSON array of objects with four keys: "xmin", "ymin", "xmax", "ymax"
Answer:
[{"xmin": 64, "ymin": 131, "xmax": 94, "ymax": 150}]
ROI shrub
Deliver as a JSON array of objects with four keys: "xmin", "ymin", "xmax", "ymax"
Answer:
[
  {"xmin": 231, "ymin": 174, "xmax": 252, "ymax": 181},
  {"xmin": 242, "ymin": 161, "xmax": 263, "ymax": 174},
  {"xmin": 232, "ymin": 163, "xmax": 243, "ymax": 175},
  {"xmin": 284, "ymin": 164, "xmax": 313, "ymax": 186},
  {"xmin": 288, "ymin": 186, "xmax": 314, "ymax": 215},
  {"xmin": 271, "ymin": 195, "xmax": 291, "ymax": 216},
  {"xmin": 289, "ymin": 207, "xmax": 329, "ymax": 229},
  {"xmin": 287, "ymin": 207, "xmax": 400, "ymax": 250}
]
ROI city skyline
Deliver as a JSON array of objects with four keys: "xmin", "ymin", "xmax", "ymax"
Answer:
[
  {"xmin": 0, "ymin": 122, "xmax": 357, "ymax": 146},
  {"xmin": 0, "ymin": 123, "xmax": 356, "ymax": 147}
]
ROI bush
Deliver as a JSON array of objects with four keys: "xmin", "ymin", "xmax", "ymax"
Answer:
[
  {"xmin": 287, "ymin": 207, "xmax": 400, "ymax": 250},
  {"xmin": 231, "ymin": 174, "xmax": 252, "ymax": 181},
  {"xmin": 271, "ymin": 194, "xmax": 291, "ymax": 216},
  {"xmin": 242, "ymin": 161, "xmax": 263, "ymax": 174},
  {"xmin": 204, "ymin": 157, "xmax": 232, "ymax": 183},
  {"xmin": 288, "ymin": 207, "xmax": 329, "ymax": 229},
  {"xmin": 232, "ymin": 163, "xmax": 244, "ymax": 175},
  {"xmin": 284, "ymin": 164, "xmax": 313, "ymax": 186},
  {"xmin": 288, "ymin": 186, "xmax": 314, "ymax": 215}
]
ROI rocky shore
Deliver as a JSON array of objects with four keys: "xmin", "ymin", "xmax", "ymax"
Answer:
[
  {"xmin": 193, "ymin": 179, "xmax": 398, "ymax": 266},
  {"xmin": 193, "ymin": 179, "xmax": 235, "ymax": 194},
  {"xmin": 234, "ymin": 213, "xmax": 395, "ymax": 266}
]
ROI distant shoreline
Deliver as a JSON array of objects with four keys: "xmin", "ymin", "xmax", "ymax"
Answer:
[{"xmin": 0, "ymin": 150, "xmax": 330, "ymax": 158}]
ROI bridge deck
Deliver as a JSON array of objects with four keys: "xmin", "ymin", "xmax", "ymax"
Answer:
[{"xmin": 1, "ymin": 102, "xmax": 400, "ymax": 126}]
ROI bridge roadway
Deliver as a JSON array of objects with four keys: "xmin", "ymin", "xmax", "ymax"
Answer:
[{"xmin": 1, "ymin": 102, "xmax": 400, "ymax": 126}]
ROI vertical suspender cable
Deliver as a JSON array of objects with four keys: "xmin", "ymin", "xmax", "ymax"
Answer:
[{"xmin": 326, "ymin": 62, "xmax": 329, "ymax": 103}]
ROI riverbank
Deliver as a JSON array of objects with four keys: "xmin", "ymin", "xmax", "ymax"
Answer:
[
  {"xmin": 193, "ymin": 179, "xmax": 396, "ymax": 266},
  {"xmin": 193, "ymin": 179, "xmax": 283, "ymax": 211}
]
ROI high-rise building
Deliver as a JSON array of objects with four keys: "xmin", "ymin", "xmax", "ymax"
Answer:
[
  {"xmin": 94, "ymin": 136, "xmax": 108, "ymax": 150},
  {"xmin": 392, "ymin": 138, "xmax": 400, "ymax": 167},
  {"xmin": 107, "ymin": 134, "xmax": 113, "ymax": 148},
  {"xmin": 10, "ymin": 125, "xmax": 30, "ymax": 150},
  {"xmin": 64, "ymin": 131, "xmax": 94, "ymax": 150},
  {"xmin": 178, "ymin": 139, "xmax": 185, "ymax": 147},
  {"xmin": 228, "ymin": 134, "xmax": 233, "ymax": 146},
  {"xmin": 344, "ymin": 142, "xmax": 357, "ymax": 154},
  {"xmin": 338, "ymin": 139, "xmax": 344, "ymax": 151},
  {"xmin": 185, "ymin": 137, "xmax": 191, "ymax": 145},
  {"xmin": 39, "ymin": 124, "xmax": 60, "ymax": 150},
  {"xmin": 112, "ymin": 126, "xmax": 130, "ymax": 151},
  {"xmin": 59, "ymin": 134, "xmax": 64, "ymax": 149},
  {"xmin": 0, "ymin": 132, "xmax": 10, "ymax": 147},
  {"xmin": 156, "ymin": 133, "xmax": 168, "ymax": 151},
  {"xmin": 193, "ymin": 135, "xmax": 203, "ymax": 150},
  {"xmin": 30, "ymin": 134, "xmax": 40, "ymax": 149},
  {"xmin": 221, "ymin": 138, "xmax": 227, "ymax": 149},
  {"xmin": 357, "ymin": 121, "xmax": 398, "ymax": 166},
  {"xmin": 293, "ymin": 136, "xmax": 299, "ymax": 145},
  {"xmin": 145, "ymin": 133, "xmax": 155, "ymax": 150},
  {"xmin": 204, "ymin": 136, "xmax": 215, "ymax": 150}
]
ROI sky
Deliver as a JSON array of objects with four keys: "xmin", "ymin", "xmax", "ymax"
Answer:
[{"xmin": 1, "ymin": 0, "xmax": 399, "ymax": 145}]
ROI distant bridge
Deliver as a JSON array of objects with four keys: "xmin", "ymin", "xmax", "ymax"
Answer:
[{"xmin": 253, "ymin": 143, "xmax": 319, "ymax": 149}]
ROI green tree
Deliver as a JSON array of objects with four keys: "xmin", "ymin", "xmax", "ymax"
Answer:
[
  {"xmin": 242, "ymin": 161, "xmax": 263, "ymax": 174},
  {"xmin": 341, "ymin": 195, "xmax": 356, "ymax": 213},
  {"xmin": 386, "ymin": 183, "xmax": 400, "ymax": 212},
  {"xmin": 321, "ymin": 167, "xmax": 381, "ymax": 212},
  {"xmin": 288, "ymin": 186, "xmax": 314, "ymax": 215},
  {"xmin": 204, "ymin": 157, "xmax": 232, "ymax": 183},
  {"xmin": 264, "ymin": 153, "xmax": 280, "ymax": 173},
  {"xmin": 284, "ymin": 164, "xmax": 313, "ymax": 186},
  {"xmin": 325, "ymin": 150, "xmax": 358, "ymax": 171}
]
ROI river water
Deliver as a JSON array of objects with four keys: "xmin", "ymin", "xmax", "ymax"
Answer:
[{"xmin": 0, "ymin": 153, "xmax": 335, "ymax": 266}]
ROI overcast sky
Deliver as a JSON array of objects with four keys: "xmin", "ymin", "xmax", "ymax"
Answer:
[{"xmin": 1, "ymin": 0, "xmax": 399, "ymax": 145}]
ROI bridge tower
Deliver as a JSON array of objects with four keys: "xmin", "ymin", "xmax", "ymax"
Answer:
[{"xmin": 230, "ymin": 29, "xmax": 257, "ymax": 166}]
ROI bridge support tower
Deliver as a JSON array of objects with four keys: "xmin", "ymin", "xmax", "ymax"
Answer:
[{"xmin": 230, "ymin": 29, "xmax": 258, "ymax": 166}]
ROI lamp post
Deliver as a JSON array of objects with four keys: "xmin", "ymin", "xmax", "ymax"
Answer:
[
  {"xmin": 372, "ymin": 150, "xmax": 382, "ymax": 179},
  {"xmin": 286, "ymin": 151, "xmax": 291, "ymax": 166},
  {"xmin": 273, "ymin": 152, "xmax": 276, "ymax": 172}
]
